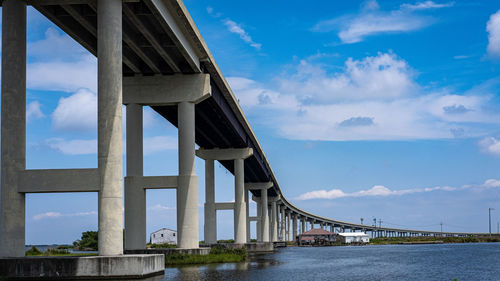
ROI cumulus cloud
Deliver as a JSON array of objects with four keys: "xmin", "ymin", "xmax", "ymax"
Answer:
[
  {"xmin": 487, "ymin": 10, "xmax": 500, "ymax": 57},
  {"xmin": 224, "ymin": 19, "xmax": 262, "ymax": 50},
  {"xmin": 26, "ymin": 101, "xmax": 44, "ymax": 122},
  {"xmin": 46, "ymin": 138, "xmax": 97, "ymax": 155},
  {"xmin": 229, "ymin": 52, "xmax": 500, "ymax": 141},
  {"xmin": 28, "ymin": 28, "xmax": 88, "ymax": 62},
  {"xmin": 52, "ymin": 89, "xmax": 97, "ymax": 132},
  {"xmin": 295, "ymin": 179, "xmax": 498, "ymax": 200},
  {"xmin": 313, "ymin": 0, "xmax": 452, "ymax": 44},
  {"xmin": 479, "ymin": 137, "xmax": 500, "ymax": 156},
  {"xmin": 33, "ymin": 211, "xmax": 97, "ymax": 221}
]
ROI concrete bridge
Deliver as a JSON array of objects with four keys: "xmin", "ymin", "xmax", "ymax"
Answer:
[{"xmin": 0, "ymin": 0, "xmax": 480, "ymax": 278}]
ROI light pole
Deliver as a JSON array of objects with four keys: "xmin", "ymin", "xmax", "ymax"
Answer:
[
  {"xmin": 360, "ymin": 218, "xmax": 364, "ymax": 225},
  {"xmin": 440, "ymin": 222, "xmax": 443, "ymax": 236},
  {"xmin": 489, "ymin": 208, "xmax": 495, "ymax": 237}
]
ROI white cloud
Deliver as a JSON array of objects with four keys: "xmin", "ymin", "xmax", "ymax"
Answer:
[
  {"xmin": 295, "ymin": 179, "xmax": 500, "ymax": 200},
  {"xmin": 149, "ymin": 204, "xmax": 175, "ymax": 211},
  {"xmin": 52, "ymin": 89, "xmax": 97, "ymax": 132},
  {"xmin": 26, "ymin": 101, "xmax": 44, "ymax": 122},
  {"xmin": 229, "ymin": 52, "xmax": 500, "ymax": 141},
  {"xmin": 223, "ymin": 19, "xmax": 262, "ymax": 50},
  {"xmin": 313, "ymin": 0, "xmax": 452, "ymax": 44},
  {"xmin": 46, "ymin": 138, "xmax": 97, "ymax": 155},
  {"xmin": 479, "ymin": 137, "xmax": 500, "ymax": 156},
  {"xmin": 28, "ymin": 28, "xmax": 88, "ymax": 62},
  {"xmin": 144, "ymin": 136, "xmax": 177, "ymax": 155},
  {"xmin": 487, "ymin": 10, "xmax": 500, "ymax": 57},
  {"xmin": 33, "ymin": 211, "xmax": 96, "ymax": 221},
  {"xmin": 400, "ymin": 1, "xmax": 454, "ymax": 11}
]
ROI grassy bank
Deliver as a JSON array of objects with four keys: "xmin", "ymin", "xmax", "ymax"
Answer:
[
  {"xmin": 371, "ymin": 236, "xmax": 500, "ymax": 245},
  {"xmin": 25, "ymin": 246, "xmax": 97, "ymax": 257},
  {"xmin": 164, "ymin": 246, "xmax": 247, "ymax": 266}
]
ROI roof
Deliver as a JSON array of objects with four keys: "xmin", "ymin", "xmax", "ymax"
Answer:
[
  {"xmin": 300, "ymin": 228, "xmax": 335, "ymax": 236},
  {"xmin": 338, "ymin": 232, "xmax": 369, "ymax": 237},
  {"xmin": 151, "ymin": 228, "xmax": 176, "ymax": 234}
]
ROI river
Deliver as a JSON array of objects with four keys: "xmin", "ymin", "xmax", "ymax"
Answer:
[{"xmin": 147, "ymin": 243, "xmax": 500, "ymax": 280}]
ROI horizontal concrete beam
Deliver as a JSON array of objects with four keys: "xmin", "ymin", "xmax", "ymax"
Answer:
[
  {"xmin": 196, "ymin": 148, "xmax": 253, "ymax": 160},
  {"xmin": 249, "ymin": 216, "xmax": 260, "ymax": 222},
  {"xmin": 123, "ymin": 74, "xmax": 211, "ymax": 106},
  {"xmin": 18, "ymin": 169, "xmax": 99, "ymax": 193},
  {"xmin": 125, "ymin": 176, "xmax": 177, "ymax": 189},
  {"xmin": 26, "ymin": 0, "xmax": 139, "ymax": 5},
  {"xmin": 215, "ymin": 202, "xmax": 234, "ymax": 210},
  {"xmin": 245, "ymin": 182, "xmax": 273, "ymax": 190}
]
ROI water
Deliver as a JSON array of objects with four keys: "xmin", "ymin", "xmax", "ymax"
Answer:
[{"xmin": 151, "ymin": 243, "xmax": 500, "ymax": 281}]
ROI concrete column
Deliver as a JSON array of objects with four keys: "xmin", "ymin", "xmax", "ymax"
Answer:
[
  {"xmin": 204, "ymin": 159, "xmax": 216, "ymax": 244},
  {"xmin": 301, "ymin": 218, "xmax": 306, "ymax": 234},
  {"xmin": 125, "ymin": 104, "xmax": 144, "ymax": 250},
  {"xmin": 280, "ymin": 206, "xmax": 285, "ymax": 241},
  {"xmin": 234, "ymin": 158, "xmax": 246, "ymax": 244},
  {"xmin": 0, "ymin": 0, "xmax": 26, "ymax": 257},
  {"xmin": 245, "ymin": 186, "xmax": 250, "ymax": 243},
  {"xmin": 292, "ymin": 214, "xmax": 297, "ymax": 242},
  {"xmin": 261, "ymin": 191, "xmax": 269, "ymax": 242},
  {"xmin": 330, "ymin": 225, "xmax": 334, "ymax": 233},
  {"xmin": 177, "ymin": 101, "xmax": 198, "ymax": 248},
  {"xmin": 98, "ymin": 0, "xmax": 123, "ymax": 256},
  {"xmin": 287, "ymin": 213, "xmax": 291, "ymax": 241},
  {"xmin": 310, "ymin": 221, "xmax": 314, "ymax": 230},
  {"xmin": 256, "ymin": 197, "xmax": 262, "ymax": 242},
  {"xmin": 271, "ymin": 201, "xmax": 278, "ymax": 242}
]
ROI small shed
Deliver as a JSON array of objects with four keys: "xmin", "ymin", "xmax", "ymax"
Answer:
[
  {"xmin": 150, "ymin": 228, "xmax": 177, "ymax": 245},
  {"xmin": 337, "ymin": 232, "xmax": 370, "ymax": 244}
]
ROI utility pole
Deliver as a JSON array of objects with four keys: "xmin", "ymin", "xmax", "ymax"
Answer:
[
  {"xmin": 378, "ymin": 219, "xmax": 382, "ymax": 228},
  {"xmin": 373, "ymin": 218, "xmax": 376, "ymax": 227},
  {"xmin": 360, "ymin": 218, "xmax": 364, "ymax": 225},
  {"xmin": 440, "ymin": 222, "xmax": 443, "ymax": 236},
  {"xmin": 489, "ymin": 208, "xmax": 495, "ymax": 237}
]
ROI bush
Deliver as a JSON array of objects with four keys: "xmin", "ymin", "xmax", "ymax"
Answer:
[
  {"xmin": 26, "ymin": 246, "xmax": 42, "ymax": 256},
  {"xmin": 147, "ymin": 243, "xmax": 177, "ymax": 249},
  {"xmin": 73, "ymin": 231, "xmax": 98, "ymax": 250}
]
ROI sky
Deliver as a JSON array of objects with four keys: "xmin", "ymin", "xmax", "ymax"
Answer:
[{"xmin": 8, "ymin": 0, "xmax": 500, "ymax": 244}]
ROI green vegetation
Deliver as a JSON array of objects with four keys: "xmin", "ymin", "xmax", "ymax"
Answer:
[
  {"xmin": 73, "ymin": 231, "xmax": 98, "ymax": 250},
  {"xmin": 164, "ymin": 246, "xmax": 247, "ymax": 266},
  {"xmin": 216, "ymin": 239, "xmax": 235, "ymax": 243},
  {"xmin": 371, "ymin": 236, "xmax": 500, "ymax": 245},
  {"xmin": 147, "ymin": 242, "xmax": 177, "ymax": 249},
  {"xmin": 25, "ymin": 246, "xmax": 97, "ymax": 257}
]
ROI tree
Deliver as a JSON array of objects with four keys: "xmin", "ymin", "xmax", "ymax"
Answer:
[{"xmin": 73, "ymin": 231, "xmax": 98, "ymax": 250}]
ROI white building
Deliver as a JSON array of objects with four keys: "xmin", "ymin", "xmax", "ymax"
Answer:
[
  {"xmin": 337, "ymin": 232, "xmax": 370, "ymax": 244},
  {"xmin": 150, "ymin": 228, "xmax": 177, "ymax": 245}
]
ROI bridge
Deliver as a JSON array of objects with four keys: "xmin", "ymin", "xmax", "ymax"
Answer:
[{"xmin": 0, "ymin": 0, "xmax": 480, "ymax": 278}]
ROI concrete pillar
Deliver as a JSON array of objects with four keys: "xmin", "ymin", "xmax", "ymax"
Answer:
[
  {"xmin": 177, "ymin": 101, "xmax": 198, "ymax": 248},
  {"xmin": 245, "ymin": 186, "xmax": 250, "ymax": 243},
  {"xmin": 301, "ymin": 218, "xmax": 306, "ymax": 234},
  {"xmin": 261, "ymin": 190, "xmax": 269, "ymax": 242},
  {"xmin": 125, "ymin": 104, "xmax": 144, "ymax": 250},
  {"xmin": 271, "ymin": 201, "xmax": 278, "ymax": 242},
  {"xmin": 98, "ymin": 0, "xmax": 123, "ymax": 256},
  {"xmin": 256, "ymin": 197, "xmax": 262, "ymax": 242},
  {"xmin": 287, "ymin": 212, "xmax": 291, "ymax": 241},
  {"xmin": 234, "ymin": 158, "xmax": 246, "ymax": 244},
  {"xmin": 0, "ymin": 0, "xmax": 26, "ymax": 257},
  {"xmin": 280, "ymin": 205, "xmax": 286, "ymax": 241},
  {"xmin": 292, "ymin": 214, "xmax": 297, "ymax": 242},
  {"xmin": 310, "ymin": 221, "xmax": 314, "ymax": 230},
  {"xmin": 204, "ymin": 159, "xmax": 216, "ymax": 244}
]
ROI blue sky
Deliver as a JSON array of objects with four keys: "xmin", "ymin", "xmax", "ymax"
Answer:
[{"xmin": 11, "ymin": 0, "xmax": 500, "ymax": 244}]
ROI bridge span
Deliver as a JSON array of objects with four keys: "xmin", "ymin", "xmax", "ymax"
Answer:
[{"xmin": 0, "ymin": 0, "xmax": 481, "ymax": 278}]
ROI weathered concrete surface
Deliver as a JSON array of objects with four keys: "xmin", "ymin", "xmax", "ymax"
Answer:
[
  {"xmin": 126, "ymin": 248, "xmax": 210, "ymax": 256},
  {"xmin": 0, "ymin": 0, "xmax": 27, "ymax": 258},
  {"xmin": 97, "ymin": 0, "xmax": 124, "ymax": 256},
  {"xmin": 204, "ymin": 159, "xmax": 216, "ymax": 244},
  {"xmin": 233, "ymin": 158, "xmax": 246, "ymax": 244},
  {"xmin": 0, "ymin": 255, "xmax": 164, "ymax": 279},
  {"xmin": 18, "ymin": 169, "xmax": 99, "ymax": 193}
]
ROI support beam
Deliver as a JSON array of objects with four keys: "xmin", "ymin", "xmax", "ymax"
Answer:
[
  {"xmin": 125, "ymin": 176, "xmax": 178, "ymax": 189},
  {"xmin": 270, "ymin": 198, "xmax": 279, "ymax": 242},
  {"xmin": 196, "ymin": 148, "xmax": 253, "ymax": 161},
  {"xmin": 255, "ymin": 197, "xmax": 262, "ymax": 242},
  {"xmin": 215, "ymin": 202, "xmax": 235, "ymax": 210},
  {"xmin": 123, "ymin": 74, "xmax": 211, "ymax": 106},
  {"xmin": 280, "ymin": 206, "xmax": 285, "ymax": 241},
  {"xmin": 261, "ymin": 191, "xmax": 269, "ymax": 242},
  {"xmin": 18, "ymin": 169, "xmax": 99, "ymax": 193},
  {"xmin": 97, "ymin": 0, "xmax": 124, "ymax": 256},
  {"xmin": 0, "ymin": 0, "xmax": 26, "ymax": 257},
  {"xmin": 177, "ymin": 101, "xmax": 198, "ymax": 248},
  {"xmin": 292, "ymin": 214, "xmax": 297, "ymax": 242},
  {"xmin": 234, "ymin": 158, "xmax": 246, "ymax": 244},
  {"xmin": 124, "ymin": 103, "xmax": 144, "ymax": 250}
]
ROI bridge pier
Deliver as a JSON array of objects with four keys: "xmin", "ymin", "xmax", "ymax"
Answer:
[
  {"xmin": 280, "ymin": 205, "xmax": 286, "ymax": 241},
  {"xmin": 270, "ymin": 197, "xmax": 279, "ymax": 242},
  {"xmin": 292, "ymin": 214, "xmax": 298, "ymax": 242}
]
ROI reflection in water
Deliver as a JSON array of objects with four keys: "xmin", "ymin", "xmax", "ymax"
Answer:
[{"xmin": 145, "ymin": 243, "xmax": 500, "ymax": 281}]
